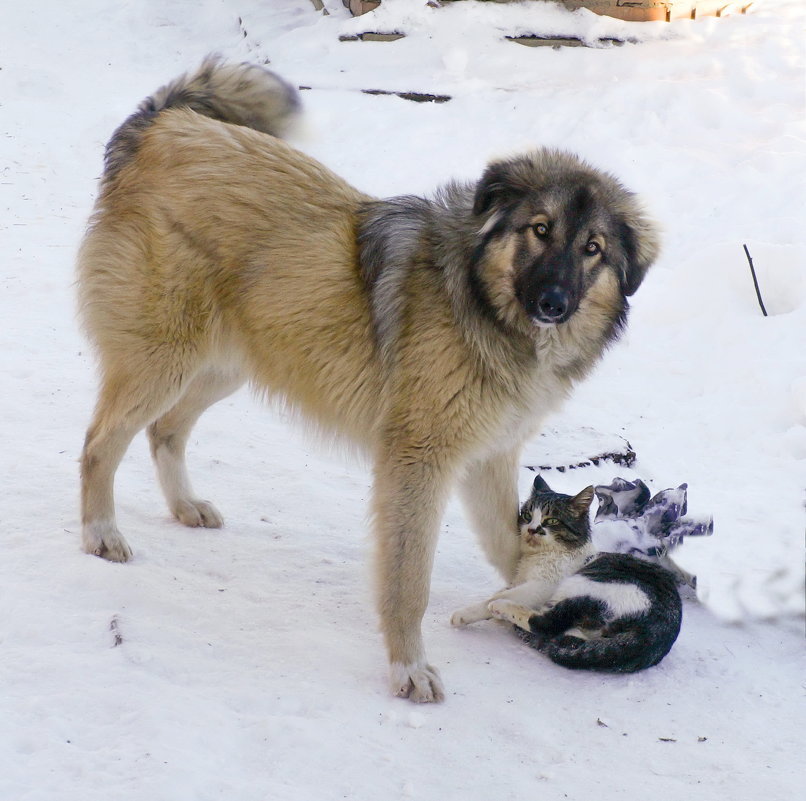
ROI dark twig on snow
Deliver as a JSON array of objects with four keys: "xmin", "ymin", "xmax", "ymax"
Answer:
[
  {"xmin": 743, "ymin": 244, "xmax": 768, "ymax": 317},
  {"xmin": 298, "ymin": 85, "xmax": 451, "ymax": 104}
]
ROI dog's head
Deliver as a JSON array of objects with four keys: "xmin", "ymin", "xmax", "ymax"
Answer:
[{"xmin": 472, "ymin": 149, "xmax": 660, "ymax": 329}]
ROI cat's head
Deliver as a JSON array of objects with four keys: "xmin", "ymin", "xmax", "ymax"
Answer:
[{"xmin": 518, "ymin": 475, "xmax": 594, "ymax": 553}]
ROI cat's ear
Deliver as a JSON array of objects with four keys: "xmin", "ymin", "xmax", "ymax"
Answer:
[
  {"xmin": 570, "ymin": 486, "xmax": 595, "ymax": 515},
  {"xmin": 533, "ymin": 475, "xmax": 551, "ymax": 493}
]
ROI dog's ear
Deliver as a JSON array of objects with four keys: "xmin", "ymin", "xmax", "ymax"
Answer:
[
  {"xmin": 473, "ymin": 163, "xmax": 508, "ymax": 216},
  {"xmin": 473, "ymin": 161, "xmax": 527, "ymax": 216},
  {"xmin": 617, "ymin": 210, "xmax": 661, "ymax": 296},
  {"xmin": 533, "ymin": 474, "xmax": 551, "ymax": 493}
]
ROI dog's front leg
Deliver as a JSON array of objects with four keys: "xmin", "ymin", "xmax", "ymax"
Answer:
[
  {"xmin": 458, "ymin": 448, "xmax": 522, "ymax": 584},
  {"xmin": 372, "ymin": 453, "xmax": 451, "ymax": 703}
]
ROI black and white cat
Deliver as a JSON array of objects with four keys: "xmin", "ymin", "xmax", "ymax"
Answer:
[{"xmin": 451, "ymin": 475, "xmax": 683, "ymax": 673}]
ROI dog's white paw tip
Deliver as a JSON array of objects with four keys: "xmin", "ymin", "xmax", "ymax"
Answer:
[
  {"xmin": 175, "ymin": 499, "xmax": 224, "ymax": 529},
  {"xmin": 102, "ymin": 546, "xmax": 132, "ymax": 562},
  {"xmin": 450, "ymin": 612, "xmax": 467, "ymax": 627},
  {"xmin": 82, "ymin": 526, "xmax": 133, "ymax": 563},
  {"xmin": 390, "ymin": 662, "xmax": 445, "ymax": 704}
]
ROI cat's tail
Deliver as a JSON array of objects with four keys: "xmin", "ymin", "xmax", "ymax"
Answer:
[
  {"xmin": 104, "ymin": 55, "xmax": 300, "ymax": 182},
  {"xmin": 517, "ymin": 628, "xmax": 674, "ymax": 673}
]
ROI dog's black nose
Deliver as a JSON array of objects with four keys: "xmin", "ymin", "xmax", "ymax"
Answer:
[{"xmin": 537, "ymin": 287, "xmax": 569, "ymax": 321}]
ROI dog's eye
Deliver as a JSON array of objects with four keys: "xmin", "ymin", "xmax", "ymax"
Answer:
[
  {"xmin": 542, "ymin": 517, "xmax": 560, "ymax": 527},
  {"xmin": 585, "ymin": 240, "xmax": 601, "ymax": 256},
  {"xmin": 533, "ymin": 222, "xmax": 550, "ymax": 239},
  {"xmin": 521, "ymin": 510, "xmax": 533, "ymax": 524}
]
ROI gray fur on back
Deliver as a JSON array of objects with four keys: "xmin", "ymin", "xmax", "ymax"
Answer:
[
  {"xmin": 358, "ymin": 180, "xmax": 489, "ymax": 365},
  {"xmin": 103, "ymin": 54, "xmax": 300, "ymax": 180},
  {"xmin": 357, "ymin": 195, "xmax": 435, "ymax": 365}
]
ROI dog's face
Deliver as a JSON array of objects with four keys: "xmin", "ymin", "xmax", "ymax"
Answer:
[{"xmin": 472, "ymin": 149, "xmax": 660, "ymax": 331}]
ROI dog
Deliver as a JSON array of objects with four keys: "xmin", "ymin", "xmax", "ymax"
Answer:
[{"xmin": 77, "ymin": 56, "xmax": 660, "ymax": 702}]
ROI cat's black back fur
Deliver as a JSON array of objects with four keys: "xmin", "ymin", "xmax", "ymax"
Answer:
[{"xmin": 517, "ymin": 552, "xmax": 682, "ymax": 672}]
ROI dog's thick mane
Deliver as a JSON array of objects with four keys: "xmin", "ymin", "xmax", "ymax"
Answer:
[
  {"xmin": 357, "ymin": 182, "xmax": 496, "ymax": 365},
  {"xmin": 355, "ymin": 172, "xmax": 632, "ymax": 384},
  {"xmin": 357, "ymin": 195, "xmax": 434, "ymax": 365}
]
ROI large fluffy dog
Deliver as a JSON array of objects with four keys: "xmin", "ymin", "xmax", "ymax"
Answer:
[{"xmin": 77, "ymin": 57, "xmax": 659, "ymax": 702}]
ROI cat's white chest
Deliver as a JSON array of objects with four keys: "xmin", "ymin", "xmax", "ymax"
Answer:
[{"xmin": 515, "ymin": 546, "xmax": 592, "ymax": 589}]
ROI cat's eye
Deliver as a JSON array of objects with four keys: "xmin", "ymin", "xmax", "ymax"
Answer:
[
  {"xmin": 542, "ymin": 517, "xmax": 561, "ymax": 527},
  {"xmin": 521, "ymin": 510, "xmax": 533, "ymax": 524}
]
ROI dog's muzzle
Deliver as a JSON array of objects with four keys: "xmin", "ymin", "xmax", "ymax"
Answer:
[
  {"xmin": 538, "ymin": 286, "xmax": 569, "ymax": 320},
  {"xmin": 531, "ymin": 285, "xmax": 575, "ymax": 325}
]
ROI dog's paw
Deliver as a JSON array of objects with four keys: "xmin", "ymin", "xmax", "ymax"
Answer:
[
  {"xmin": 82, "ymin": 522, "xmax": 133, "ymax": 563},
  {"xmin": 389, "ymin": 661, "xmax": 445, "ymax": 704},
  {"xmin": 173, "ymin": 499, "xmax": 224, "ymax": 528}
]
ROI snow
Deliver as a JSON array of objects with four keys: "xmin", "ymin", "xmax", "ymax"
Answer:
[{"xmin": 1, "ymin": 0, "xmax": 804, "ymax": 798}]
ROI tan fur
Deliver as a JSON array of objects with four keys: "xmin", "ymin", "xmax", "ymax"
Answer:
[{"xmin": 77, "ymin": 65, "xmax": 655, "ymax": 702}]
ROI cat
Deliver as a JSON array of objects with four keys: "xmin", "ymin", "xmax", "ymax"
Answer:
[{"xmin": 451, "ymin": 475, "xmax": 683, "ymax": 673}]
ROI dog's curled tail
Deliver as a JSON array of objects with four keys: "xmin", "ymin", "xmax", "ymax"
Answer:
[{"xmin": 104, "ymin": 55, "xmax": 301, "ymax": 181}]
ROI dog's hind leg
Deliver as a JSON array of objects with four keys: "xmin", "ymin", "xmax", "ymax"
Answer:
[
  {"xmin": 81, "ymin": 362, "xmax": 191, "ymax": 562},
  {"xmin": 147, "ymin": 367, "xmax": 244, "ymax": 528},
  {"xmin": 458, "ymin": 448, "xmax": 522, "ymax": 584}
]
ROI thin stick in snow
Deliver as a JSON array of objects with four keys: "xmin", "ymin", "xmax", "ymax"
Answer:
[{"xmin": 743, "ymin": 244, "xmax": 768, "ymax": 317}]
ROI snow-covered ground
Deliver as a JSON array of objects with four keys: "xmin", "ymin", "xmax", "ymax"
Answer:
[{"xmin": 1, "ymin": 1, "xmax": 803, "ymax": 798}]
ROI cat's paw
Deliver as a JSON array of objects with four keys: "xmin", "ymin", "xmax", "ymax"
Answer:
[
  {"xmin": 488, "ymin": 599, "xmax": 533, "ymax": 629},
  {"xmin": 487, "ymin": 599, "xmax": 516, "ymax": 619},
  {"xmin": 389, "ymin": 661, "xmax": 445, "ymax": 703},
  {"xmin": 450, "ymin": 602, "xmax": 491, "ymax": 627},
  {"xmin": 450, "ymin": 609, "xmax": 472, "ymax": 627}
]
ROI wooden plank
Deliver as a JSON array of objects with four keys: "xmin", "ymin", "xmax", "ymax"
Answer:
[
  {"xmin": 360, "ymin": 32, "xmax": 405, "ymax": 41},
  {"xmin": 345, "ymin": 0, "xmax": 382, "ymax": 15},
  {"xmin": 338, "ymin": 32, "xmax": 406, "ymax": 42},
  {"xmin": 507, "ymin": 35, "xmax": 626, "ymax": 47},
  {"xmin": 508, "ymin": 35, "xmax": 586, "ymax": 47},
  {"xmin": 433, "ymin": 0, "xmax": 751, "ymax": 22}
]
